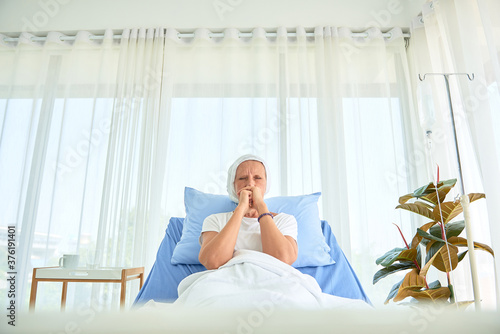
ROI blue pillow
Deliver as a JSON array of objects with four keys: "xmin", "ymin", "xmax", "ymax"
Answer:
[
  {"xmin": 266, "ymin": 192, "xmax": 334, "ymax": 267},
  {"xmin": 171, "ymin": 187, "xmax": 237, "ymax": 265},
  {"xmin": 171, "ymin": 187, "xmax": 334, "ymax": 268}
]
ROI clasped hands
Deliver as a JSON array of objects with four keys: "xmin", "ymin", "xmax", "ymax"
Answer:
[{"xmin": 237, "ymin": 186, "xmax": 267, "ymax": 218}]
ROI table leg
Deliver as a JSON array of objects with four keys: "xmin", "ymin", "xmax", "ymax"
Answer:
[
  {"xmin": 29, "ymin": 268, "xmax": 38, "ymax": 312},
  {"xmin": 61, "ymin": 281, "xmax": 68, "ymax": 311},
  {"xmin": 120, "ymin": 270, "xmax": 127, "ymax": 310}
]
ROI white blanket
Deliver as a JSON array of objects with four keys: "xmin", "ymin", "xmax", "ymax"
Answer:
[{"xmin": 172, "ymin": 250, "xmax": 370, "ymax": 310}]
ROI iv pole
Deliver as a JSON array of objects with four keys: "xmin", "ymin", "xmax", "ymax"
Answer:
[{"xmin": 418, "ymin": 72, "xmax": 480, "ymax": 310}]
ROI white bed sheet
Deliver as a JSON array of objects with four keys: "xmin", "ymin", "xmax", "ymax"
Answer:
[{"xmin": 166, "ymin": 249, "xmax": 370, "ymax": 310}]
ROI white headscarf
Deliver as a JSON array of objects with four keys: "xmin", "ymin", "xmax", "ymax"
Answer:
[{"xmin": 226, "ymin": 154, "xmax": 270, "ymax": 203}]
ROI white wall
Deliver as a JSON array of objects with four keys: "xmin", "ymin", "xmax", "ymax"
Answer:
[{"xmin": 0, "ymin": 0, "xmax": 425, "ymax": 35}]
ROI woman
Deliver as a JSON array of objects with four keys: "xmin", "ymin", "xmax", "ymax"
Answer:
[{"xmin": 198, "ymin": 155, "xmax": 298, "ymax": 270}]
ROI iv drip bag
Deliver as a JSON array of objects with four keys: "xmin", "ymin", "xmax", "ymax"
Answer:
[{"xmin": 417, "ymin": 80, "xmax": 436, "ymax": 132}]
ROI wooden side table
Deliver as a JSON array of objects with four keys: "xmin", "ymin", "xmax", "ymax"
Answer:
[{"xmin": 29, "ymin": 266, "xmax": 144, "ymax": 311}]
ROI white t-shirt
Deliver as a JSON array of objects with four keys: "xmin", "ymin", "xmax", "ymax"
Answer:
[{"xmin": 200, "ymin": 212, "xmax": 298, "ymax": 252}]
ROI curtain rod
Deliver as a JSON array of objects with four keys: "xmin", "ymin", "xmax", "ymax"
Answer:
[{"xmin": 2, "ymin": 29, "xmax": 410, "ymax": 43}]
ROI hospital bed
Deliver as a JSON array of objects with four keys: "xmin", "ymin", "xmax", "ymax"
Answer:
[
  {"xmin": 133, "ymin": 187, "xmax": 371, "ymax": 306},
  {"xmin": 134, "ymin": 216, "xmax": 371, "ymax": 305}
]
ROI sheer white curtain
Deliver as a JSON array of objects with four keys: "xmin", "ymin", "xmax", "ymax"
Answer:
[
  {"xmin": 94, "ymin": 27, "xmax": 169, "ymax": 308},
  {"xmin": 316, "ymin": 27, "xmax": 421, "ymax": 305},
  {"xmin": 0, "ymin": 30, "xmax": 120, "ymax": 310},
  {"xmin": 1, "ymin": 26, "xmax": 417, "ymax": 309},
  {"xmin": 0, "ymin": 28, "xmax": 168, "ymax": 311},
  {"xmin": 408, "ymin": 0, "xmax": 499, "ymax": 309},
  {"xmin": 161, "ymin": 26, "xmax": 418, "ymax": 306},
  {"xmin": 160, "ymin": 27, "xmax": 324, "ymax": 217}
]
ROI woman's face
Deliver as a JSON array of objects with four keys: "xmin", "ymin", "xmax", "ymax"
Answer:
[{"xmin": 234, "ymin": 160, "xmax": 267, "ymax": 197}]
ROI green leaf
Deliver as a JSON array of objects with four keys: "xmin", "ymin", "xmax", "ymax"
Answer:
[
  {"xmin": 425, "ymin": 241, "xmax": 459, "ymax": 273},
  {"xmin": 420, "ymin": 180, "xmax": 457, "ymax": 205},
  {"xmin": 425, "ymin": 241, "xmax": 445, "ymax": 264},
  {"xmin": 411, "ymin": 222, "xmax": 438, "ymax": 249},
  {"xmin": 429, "ymin": 220, "xmax": 465, "ymax": 240},
  {"xmin": 458, "ymin": 250, "xmax": 468, "ymax": 263},
  {"xmin": 449, "ymin": 284, "xmax": 455, "ymax": 302},
  {"xmin": 373, "ymin": 262, "xmax": 415, "ymax": 285},
  {"xmin": 440, "ymin": 178, "xmax": 458, "ymax": 187},
  {"xmin": 399, "ymin": 180, "xmax": 455, "ymax": 205},
  {"xmin": 421, "ymin": 237, "xmax": 430, "ymax": 247},
  {"xmin": 385, "ymin": 278, "xmax": 404, "ymax": 304},
  {"xmin": 420, "ymin": 245, "xmax": 444, "ymax": 277},
  {"xmin": 417, "ymin": 228, "xmax": 448, "ymax": 244},
  {"xmin": 415, "ymin": 244, "xmax": 422, "ymax": 268},
  {"xmin": 376, "ymin": 247, "xmax": 407, "ymax": 267},
  {"xmin": 413, "ymin": 179, "xmax": 457, "ymax": 199},
  {"xmin": 413, "ymin": 181, "xmax": 435, "ymax": 197}
]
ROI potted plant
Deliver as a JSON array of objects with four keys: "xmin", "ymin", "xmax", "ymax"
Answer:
[{"xmin": 373, "ymin": 178, "xmax": 494, "ymax": 305}]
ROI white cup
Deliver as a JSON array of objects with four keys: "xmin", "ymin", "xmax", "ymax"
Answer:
[{"xmin": 59, "ymin": 254, "xmax": 79, "ymax": 269}]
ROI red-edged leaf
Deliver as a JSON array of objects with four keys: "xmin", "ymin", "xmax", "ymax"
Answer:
[
  {"xmin": 373, "ymin": 262, "xmax": 416, "ymax": 284},
  {"xmin": 399, "ymin": 193, "xmax": 414, "ymax": 205},
  {"xmin": 432, "ymin": 244, "xmax": 459, "ymax": 272},
  {"xmin": 406, "ymin": 287, "xmax": 451, "ymax": 302},
  {"xmin": 384, "ymin": 278, "xmax": 404, "ymax": 304},
  {"xmin": 448, "ymin": 236, "xmax": 495, "ymax": 257},
  {"xmin": 419, "ymin": 179, "xmax": 457, "ymax": 205},
  {"xmin": 429, "ymin": 220, "xmax": 465, "ymax": 240},
  {"xmin": 393, "ymin": 268, "xmax": 426, "ymax": 302},
  {"xmin": 434, "ymin": 201, "xmax": 462, "ymax": 224},
  {"xmin": 420, "ymin": 247, "xmax": 442, "ymax": 277},
  {"xmin": 411, "ymin": 221, "xmax": 438, "ymax": 248},
  {"xmin": 397, "ymin": 249, "xmax": 418, "ymax": 262},
  {"xmin": 376, "ymin": 247, "xmax": 408, "ymax": 267},
  {"xmin": 396, "ymin": 202, "xmax": 435, "ymax": 220},
  {"xmin": 434, "ymin": 193, "xmax": 486, "ymax": 224}
]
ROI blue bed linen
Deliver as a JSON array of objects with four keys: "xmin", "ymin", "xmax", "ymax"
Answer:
[
  {"xmin": 133, "ymin": 217, "xmax": 371, "ymax": 306},
  {"xmin": 300, "ymin": 221, "xmax": 371, "ymax": 303},
  {"xmin": 134, "ymin": 217, "xmax": 205, "ymax": 304}
]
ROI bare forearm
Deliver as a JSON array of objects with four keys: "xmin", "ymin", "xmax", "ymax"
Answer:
[
  {"xmin": 257, "ymin": 204, "xmax": 298, "ymax": 265},
  {"xmin": 260, "ymin": 219, "xmax": 297, "ymax": 265},
  {"xmin": 199, "ymin": 208, "xmax": 245, "ymax": 269}
]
